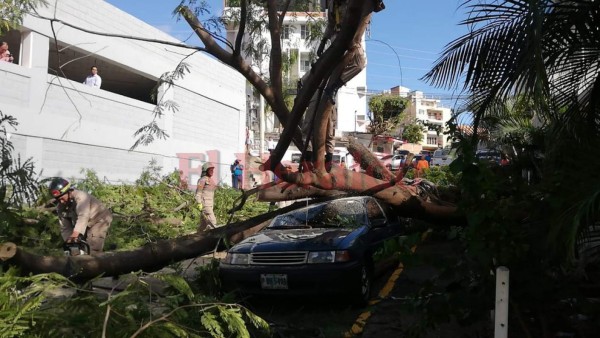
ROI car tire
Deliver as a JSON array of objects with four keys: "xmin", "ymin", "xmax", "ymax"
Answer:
[{"xmin": 351, "ymin": 264, "xmax": 372, "ymax": 307}]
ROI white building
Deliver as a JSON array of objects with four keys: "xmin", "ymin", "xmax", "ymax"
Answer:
[
  {"xmin": 390, "ymin": 86, "xmax": 453, "ymax": 152},
  {"xmin": 0, "ymin": 0, "xmax": 247, "ymax": 188},
  {"xmin": 223, "ymin": 1, "xmax": 368, "ymax": 151}
]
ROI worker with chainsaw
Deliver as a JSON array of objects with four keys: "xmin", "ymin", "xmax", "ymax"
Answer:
[
  {"xmin": 196, "ymin": 162, "xmax": 218, "ymax": 232},
  {"xmin": 49, "ymin": 177, "xmax": 113, "ymax": 256}
]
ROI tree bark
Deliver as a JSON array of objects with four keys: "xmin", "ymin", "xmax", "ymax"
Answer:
[{"xmin": 0, "ymin": 205, "xmax": 303, "ymax": 280}]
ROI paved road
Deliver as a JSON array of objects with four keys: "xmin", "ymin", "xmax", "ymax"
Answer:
[{"xmin": 358, "ymin": 238, "xmax": 491, "ymax": 338}]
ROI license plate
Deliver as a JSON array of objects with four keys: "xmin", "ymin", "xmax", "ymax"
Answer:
[{"xmin": 260, "ymin": 274, "xmax": 288, "ymax": 289}]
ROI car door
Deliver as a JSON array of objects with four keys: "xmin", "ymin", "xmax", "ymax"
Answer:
[{"xmin": 363, "ymin": 198, "xmax": 397, "ymax": 266}]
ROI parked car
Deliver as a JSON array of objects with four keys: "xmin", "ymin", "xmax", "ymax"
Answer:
[
  {"xmin": 431, "ymin": 148, "xmax": 457, "ymax": 166},
  {"xmin": 476, "ymin": 149, "xmax": 501, "ymax": 165},
  {"xmin": 380, "ymin": 154, "xmax": 407, "ymax": 171},
  {"xmin": 219, "ymin": 196, "xmax": 411, "ymax": 305}
]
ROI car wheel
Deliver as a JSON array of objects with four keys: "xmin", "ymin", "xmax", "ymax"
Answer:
[{"xmin": 352, "ymin": 264, "xmax": 372, "ymax": 307}]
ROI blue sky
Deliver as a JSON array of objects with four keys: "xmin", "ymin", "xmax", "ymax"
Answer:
[{"xmin": 106, "ymin": 0, "xmax": 470, "ymax": 104}]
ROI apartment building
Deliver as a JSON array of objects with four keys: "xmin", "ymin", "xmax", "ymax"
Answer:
[
  {"xmin": 223, "ymin": 0, "xmax": 368, "ymax": 153},
  {"xmin": 390, "ymin": 85, "xmax": 452, "ymax": 152},
  {"xmin": 0, "ymin": 0, "xmax": 247, "ymax": 187}
]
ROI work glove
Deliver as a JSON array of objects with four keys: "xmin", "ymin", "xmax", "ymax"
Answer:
[{"xmin": 66, "ymin": 234, "xmax": 84, "ymax": 243}]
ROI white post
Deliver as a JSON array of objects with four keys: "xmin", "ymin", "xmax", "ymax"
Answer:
[
  {"xmin": 494, "ymin": 266, "xmax": 510, "ymax": 338},
  {"xmin": 259, "ymin": 95, "xmax": 265, "ymax": 158}
]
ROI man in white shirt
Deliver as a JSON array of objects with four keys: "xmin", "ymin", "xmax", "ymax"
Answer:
[
  {"xmin": 267, "ymin": 137, "xmax": 277, "ymax": 153},
  {"xmin": 83, "ymin": 66, "xmax": 102, "ymax": 88}
]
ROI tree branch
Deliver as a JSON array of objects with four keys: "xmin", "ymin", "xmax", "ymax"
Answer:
[
  {"xmin": 232, "ymin": 0, "xmax": 247, "ymax": 59},
  {"xmin": 347, "ymin": 137, "xmax": 394, "ymax": 180},
  {"xmin": 33, "ymin": 14, "xmax": 208, "ymax": 52},
  {"xmin": 266, "ymin": 0, "xmax": 370, "ymax": 171},
  {"xmin": 266, "ymin": 0, "xmax": 285, "ymax": 115},
  {"xmin": 278, "ymin": 0, "xmax": 293, "ymax": 27},
  {"xmin": 179, "ymin": 6, "xmax": 305, "ymax": 150}
]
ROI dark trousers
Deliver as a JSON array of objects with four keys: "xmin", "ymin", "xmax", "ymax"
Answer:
[{"xmin": 232, "ymin": 175, "xmax": 243, "ymax": 189}]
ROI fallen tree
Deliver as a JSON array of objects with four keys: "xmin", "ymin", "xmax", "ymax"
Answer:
[
  {"xmin": 0, "ymin": 203, "xmax": 304, "ymax": 278},
  {"xmin": 1, "ymin": 0, "xmax": 462, "ymax": 280},
  {"xmin": 177, "ymin": 1, "xmax": 458, "ymax": 213}
]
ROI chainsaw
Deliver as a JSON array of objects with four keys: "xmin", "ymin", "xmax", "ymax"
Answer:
[{"xmin": 63, "ymin": 238, "xmax": 90, "ymax": 256}]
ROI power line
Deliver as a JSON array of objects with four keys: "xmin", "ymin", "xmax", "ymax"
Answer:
[
  {"xmin": 365, "ymin": 40, "xmax": 440, "ymax": 55},
  {"xmin": 368, "ymin": 62, "xmax": 431, "ymax": 71},
  {"xmin": 366, "ymin": 39, "xmax": 404, "ymax": 88},
  {"xmin": 367, "ymin": 49, "xmax": 437, "ymax": 62}
]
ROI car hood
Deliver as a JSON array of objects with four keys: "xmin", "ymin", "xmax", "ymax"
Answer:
[{"xmin": 231, "ymin": 228, "xmax": 362, "ymax": 252}]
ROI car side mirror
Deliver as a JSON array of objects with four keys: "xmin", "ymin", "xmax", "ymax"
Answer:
[{"xmin": 370, "ymin": 219, "xmax": 386, "ymax": 228}]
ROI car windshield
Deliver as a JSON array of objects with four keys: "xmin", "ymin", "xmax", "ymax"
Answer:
[
  {"xmin": 268, "ymin": 199, "xmax": 368, "ymax": 229},
  {"xmin": 438, "ymin": 149, "xmax": 453, "ymax": 156}
]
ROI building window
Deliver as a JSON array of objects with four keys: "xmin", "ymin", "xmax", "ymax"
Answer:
[
  {"xmin": 282, "ymin": 25, "xmax": 290, "ymax": 39},
  {"xmin": 301, "ymin": 24, "xmax": 309, "ymax": 39},
  {"xmin": 418, "ymin": 109, "xmax": 425, "ymax": 115},
  {"xmin": 427, "ymin": 136, "xmax": 437, "ymax": 145},
  {"xmin": 300, "ymin": 58, "xmax": 311, "ymax": 72}
]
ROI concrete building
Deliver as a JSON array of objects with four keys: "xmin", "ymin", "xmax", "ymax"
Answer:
[
  {"xmin": 0, "ymin": 0, "xmax": 247, "ymax": 188},
  {"xmin": 223, "ymin": 0, "xmax": 368, "ymax": 154},
  {"xmin": 389, "ymin": 85, "xmax": 452, "ymax": 153}
]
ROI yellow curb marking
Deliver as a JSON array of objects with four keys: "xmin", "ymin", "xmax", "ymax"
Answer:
[{"xmin": 344, "ymin": 230, "xmax": 431, "ymax": 337}]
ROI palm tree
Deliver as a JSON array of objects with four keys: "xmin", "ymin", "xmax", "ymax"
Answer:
[
  {"xmin": 422, "ymin": 1, "xmax": 600, "ymax": 334},
  {"xmin": 424, "ymin": 0, "xmax": 600, "ymax": 259}
]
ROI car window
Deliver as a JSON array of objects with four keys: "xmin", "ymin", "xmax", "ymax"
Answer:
[
  {"xmin": 433, "ymin": 150, "xmax": 443, "ymax": 157},
  {"xmin": 366, "ymin": 198, "xmax": 386, "ymax": 224},
  {"xmin": 268, "ymin": 199, "xmax": 368, "ymax": 229},
  {"xmin": 477, "ymin": 150, "xmax": 500, "ymax": 158}
]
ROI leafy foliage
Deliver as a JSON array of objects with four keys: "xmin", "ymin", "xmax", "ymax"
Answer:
[
  {"xmin": 0, "ymin": 267, "xmax": 71, "ymax": 338},
  {"xmin": 131, "ymin": 62, "xmax": 190, "ymax": 150},
  {"xmin": 407, "ymin": 165, "xmax": 459, "ymax": 187},
  {"xmin": 0, "ymin": 112, "xmax": 39, "ymax": 207},
  {"xmin": 407, "ymin": 1, "xmax": 600, "ymax": 334},
  {"xmin": 0, "ymin": 267, "xmax": 270, "ymax": 338},
  {"xmin": 367, "ymin": 94, "xmax": 409, "ymax": 137},
  {"xmin": 0, "ymin": 153, "xmax": 271, "ymax": 337},
  {"xmin": 0, "ymin": 113, "xmax": 41, "ymax": 250},
  {"xmin": 4, "ymin": 160, "xmax": 270, "ymax": 255},
  {"xmin": 401, "ymin": 121, "xmax": 426, "ymax": 144},
  {"xmin": 0, "ymin": 0, "xmax": 47, "ymax": 34}
]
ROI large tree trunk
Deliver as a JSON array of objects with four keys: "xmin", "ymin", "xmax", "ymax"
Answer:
[{"xmin": 0, "ymin": 205, "xmax": 302, "ymax": 280}]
